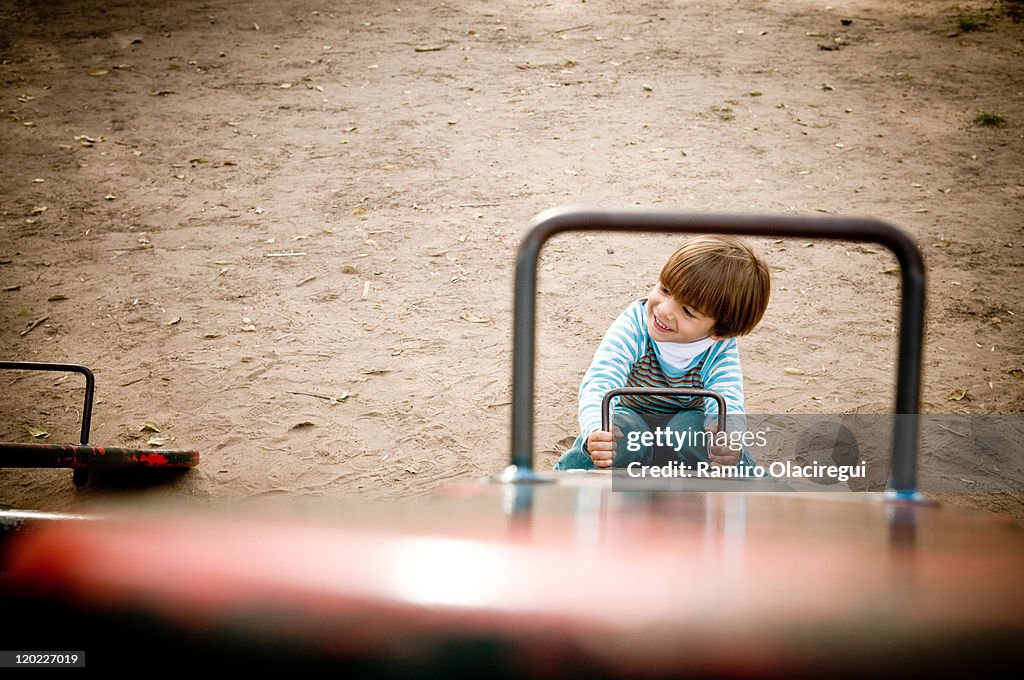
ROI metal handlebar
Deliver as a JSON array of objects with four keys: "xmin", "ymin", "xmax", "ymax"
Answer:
[
  {"xmin": 0, "ymin": 361, "xmax": 95, "ymax": 444},
  {"xmin": 601, "ymin": 387, "xmax": 727, "ymax": 434},
  {"xmin": 509, "ymin": 207, "xmax": 925, "ymax": 495}
]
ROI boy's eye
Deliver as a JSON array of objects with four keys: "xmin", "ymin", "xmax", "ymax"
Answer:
[
  {"xmin": 682, "ymin": 307, "xmax": 696, "ymax": 318},
  {"xmin": 660, "ymin": 285, "xmax": 670, "ymax": 295}
]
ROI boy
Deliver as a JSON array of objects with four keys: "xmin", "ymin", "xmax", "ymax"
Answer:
[{"xmin": 554, "ymin": 234, "xmax": 770, "ymax": 470}]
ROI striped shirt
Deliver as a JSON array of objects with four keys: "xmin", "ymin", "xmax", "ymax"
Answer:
[{"xmin": 578, "ymin": 299, "xmax": 746, "ymax": 440}]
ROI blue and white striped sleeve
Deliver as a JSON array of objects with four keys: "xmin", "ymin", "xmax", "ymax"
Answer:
[
  {"xmin": 577, "ymin": 302, "xmax": 647, "ymax": 439},
  {"xmin": 699, "ymin": 337, "xmax": 746, "ymax": 432}
]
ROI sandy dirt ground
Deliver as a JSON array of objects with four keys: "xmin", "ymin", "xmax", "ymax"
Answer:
[{"xmin": 1, "ymin": 0, "xmax": 1022, "ymax": 522}]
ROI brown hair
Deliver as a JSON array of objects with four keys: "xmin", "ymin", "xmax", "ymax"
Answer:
[{"xmin": 658, "ymin": 235, "xmax": 770, "ymax": 337}]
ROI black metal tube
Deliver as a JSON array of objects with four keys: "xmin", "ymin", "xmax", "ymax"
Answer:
[
  {"xmin": 601, "ymin": 387, "xmax": 727, "ymax": 434},
  {"xmin": 0, "ymin": 361, "xmax": 96, "ymax": 444},
  {"xmin": 511, "ymin": 207, "xmax": 925, "ymax": 494},
  {"xmin": 0, "ymin": 442, "xmax": 200, "ymax": 469}
]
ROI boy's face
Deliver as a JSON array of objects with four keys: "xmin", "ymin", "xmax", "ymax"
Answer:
[{"xmin": 647, "ymin": 282, "xmax": 719, "ymax": 343}]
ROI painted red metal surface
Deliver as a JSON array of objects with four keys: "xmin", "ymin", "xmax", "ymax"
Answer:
[
  {"xmin": 0, "ymin": 442, "xmax": 199, "ymax": 469},
  {"xmin": 3, "ymin": 477, "xmax": 1023, "ymax": 674}
]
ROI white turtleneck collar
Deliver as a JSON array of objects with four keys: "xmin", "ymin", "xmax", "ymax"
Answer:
[{"xmin": 653, "ymin": 336, "xmax": 716, "ymax": 370}]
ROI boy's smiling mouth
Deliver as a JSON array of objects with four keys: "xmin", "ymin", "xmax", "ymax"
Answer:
[{"xmin": 652, "ymin": 313, "xmax": 674, "ymax": 333}]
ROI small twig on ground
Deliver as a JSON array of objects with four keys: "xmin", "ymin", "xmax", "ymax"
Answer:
[
  {"xmin": 289, "ymin": 390, "xmax": 348, "ymax": 402},
  {"xmin": 209, "ymin": 82, "xmax": 279, "ymax": 88},
  {"xmin": 414, "ymin": 44, "xmax": 448, "ymax": 52},
  {"xmin": 20, "ymin": 315, "xmax": 49, "ymax": 336},
  {"xmin": 265, "ymin": 252, "xmax": 307, "ymax": 258},
  {"xmin": 296, "ymin": 275, "xmax": 317, "ymax": 287},
  {"xmin": 937, "ymin": 423, "xmax": 968, "ymax": 438},
  {"xmin": 553, "ymin": 24, "xmax": 593, "ymax": 34},
  {"xmin": 273, "ymin": 309, "xmax": 296, "ymax": 324},
  {"xmin": 289, "ymin": 390, "xmax": 333, "ymax": 401},
  {"xmin": 456, "ymin": 202, "xmax": 501, "ymax": 208}
]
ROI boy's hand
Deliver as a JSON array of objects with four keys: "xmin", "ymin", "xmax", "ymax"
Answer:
[
  {"xmin": 706, "ymin": 427, "xmax": 740, "ymax": 467},
  {"xmin": 587, "ymin": 427, "xmax": 622, "ymax": 468}
]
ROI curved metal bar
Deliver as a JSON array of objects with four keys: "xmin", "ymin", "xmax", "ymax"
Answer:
[
  {"xmin": 511, "ymin": 207, "xmax": 925, "ymax": 494},
  {"xmin": 601, "ymin": 387, "xmax": 727, "ymax": 434},
  {"xmin": 0, "ymin": 361, "xmax": 95, "ymax": 444}
]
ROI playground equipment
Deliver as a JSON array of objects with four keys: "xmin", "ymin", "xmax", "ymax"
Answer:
[
  {"xmin": 1, "ymin": 208, "xmax": 1021, "ymax": 674},
  {"xmin": 0, "ymin": 361, "xmax": 199, "ymax": 487}
]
